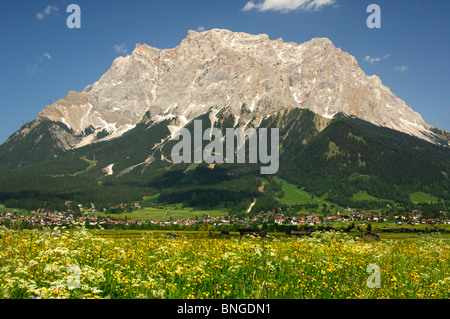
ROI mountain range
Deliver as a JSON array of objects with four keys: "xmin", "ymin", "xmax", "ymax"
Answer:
[{"xmin": 0, "ymin": 29, "xmax": 449, "ymax": 211}]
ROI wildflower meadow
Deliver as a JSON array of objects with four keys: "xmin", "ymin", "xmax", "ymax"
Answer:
[{"xmin": 0, "ymin": 227, "xmax": 448, "ymax": 299}]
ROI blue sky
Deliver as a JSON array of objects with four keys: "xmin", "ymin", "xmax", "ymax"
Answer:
[{"xmin": 0, "ymin": 0, "xmax": 449, "ymax": 144}]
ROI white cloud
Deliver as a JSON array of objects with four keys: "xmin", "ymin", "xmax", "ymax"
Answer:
[
  {"xmin": 36, "ymin": 5, "xmax": 59, "ymax": 20},
  {"xmin": 364, "ymin": 54, "xmax": 390, "ymax": 64},
  {"xmin": 242, "ymin": 0, "xmax": 336, "ymax": 13},
  {"xmin": 395, "ymin": 66, "xmax": 409, "ymax": 72},
  {"xmin": 44, "ymin": 5, "xmax": 58, "ymax": 15},
  {"xmin": 364, "ymin": 56, "xmax": 381, "ymax": 64},
  {"xmin": 113, "ymin": 44, "xmax": 128, "ymax": 55},
  {"xmin": 242, "ymin": 2, "xmax": 258, "ymax": 11},
  {"xmin": 197, "ymin": 26, "xmax": 206, "ymax": 32},
  {"xmin": 27, "ymin": 63, "xmax": 40, "ymax": 74},
  {"xmin": 27, "ymin": 52, "xmax": 52, "ymax": 74}
]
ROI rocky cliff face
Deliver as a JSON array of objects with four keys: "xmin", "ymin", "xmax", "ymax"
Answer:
[{"xmin": 35, "ymin": 28, "xmax": 448, "ymax": 149}]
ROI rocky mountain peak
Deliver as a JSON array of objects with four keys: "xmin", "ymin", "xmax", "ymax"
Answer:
[{"xmin": 33, "ymin": 29, "xmax": 448, "ymax": 149}]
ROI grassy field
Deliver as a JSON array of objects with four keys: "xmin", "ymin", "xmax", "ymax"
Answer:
[
  {"xmin": 97, "ymin": 205, "xmax": 227, "ymax": 222},
  {"xmin": 273, "ymin": 178, "xmax": 344, "ymax": 213},
  {"xmin": 410, "ymin": 192, "xmax": 440, "ymax": 204},
  {"xmin": 352, "ymin": 191, "xmax": 383, "ymax": 202},
  {"xmin": 0, "ymin": 228, "xmax": 448, "ymax": 299},
  {"xmin": 329, "ymin": 220, "xmax": 450, "ymax": 233},
  {"xmin": 70, "ymin": 156, "xmax": 98, "ymax": 177},
  {"xmin": 0, "ymin": 204, "xmax": 28, "ymax": 216},
  {"xmin": 94, "ymin": 229, "xmax": 450, "ymax": 242}
]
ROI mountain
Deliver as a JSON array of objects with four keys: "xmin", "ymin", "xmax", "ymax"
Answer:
[
  {"xmin": 7, "ymin": 29, "xmax": 449, "ymax": 153},
  {"xmin": 0, "ymin": 107, "xmax": 448, "ymax": 211},
  {"xmin": 0, "ymin": 29, "xmax": 449, "ymax": 211}
]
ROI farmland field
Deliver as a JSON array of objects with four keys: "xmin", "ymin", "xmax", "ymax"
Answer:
[
  {"xmin": 0, "ymin": 227, "xmax": 448, "ymax": 299},
  {"xmin": 99, "ymin": 206, "xmax": 227, "ymax": 222}
]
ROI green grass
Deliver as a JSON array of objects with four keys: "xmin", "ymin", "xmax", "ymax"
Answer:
[
  {"xmin": 97, "ymin": 205, "xmax": 227, "ymax": 221},
  {"xmin": 349, "ymin": 173, "xmax": 371, "ymax": 181},
  {"xmin": 352, "ymin": 191, "xmax": 382, "ymax": 202},
  {"xmin": 348, "ymin": 131, "xmax": 365, "ymax": 143},
  {"xmin": 0, "ymin": 204, "xmax": 29, "ymax": 216},
  {"xmin": 343, "ymin": 221, "xmax": 450, "ymax": 234},
  {"xmin": 325, "ymin": 141, "xmax": 341, "ymax": 158},
  {"xmin": 70, "ymin": 156, "xmax": 98, "ymax": 177},
  {"xmin": 410, "ymin": 192, "xmax": 440, "ymax": 204},
  {"xmin": 273, "ymin": 178, "xmax": 317, "ymax": 205},
  {"xmin": 273, "ymin": 177, "xmax": 344, "ymax": 213},
  {"xmin": 183, "ymin": 163, "xmax": 199, "ymax": 172},
  {"xmin": 142, "ymin": 193, "xmax": 161, "ymax": 203}
]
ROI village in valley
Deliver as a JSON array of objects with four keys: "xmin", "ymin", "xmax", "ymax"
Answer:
[{"xmin": 1, "ymin": 201, "xmax": 448, "ymax": 236}]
